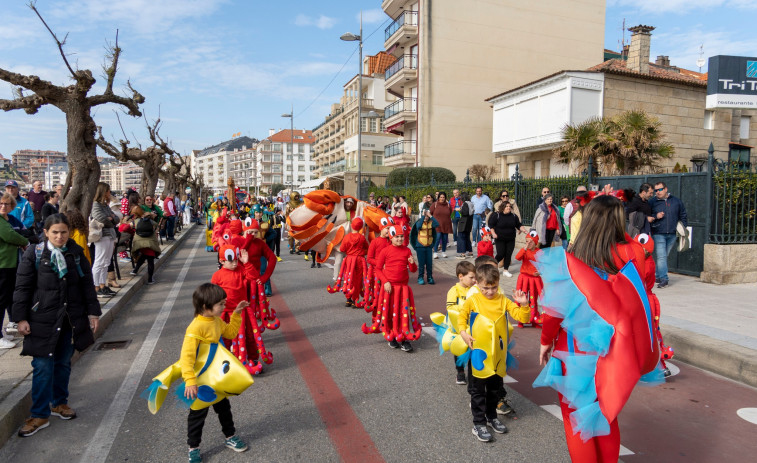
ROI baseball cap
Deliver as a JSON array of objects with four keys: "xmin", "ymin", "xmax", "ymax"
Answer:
[{"xmin": 5, "ymin": 180, "xmax": 19, "ymax": 188}]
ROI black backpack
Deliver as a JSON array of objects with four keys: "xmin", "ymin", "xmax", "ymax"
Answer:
[{"xmin": 136, "ymin": 217, "xmax": 154, "ymax": 238}]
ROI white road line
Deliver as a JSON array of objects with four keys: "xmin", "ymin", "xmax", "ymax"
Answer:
[
  {"xmin": 539, "ymin": 405, "xmax": 635, "ymax": 456},
  {"xmin": 81, "ymin": 232, "xmax": 204, "ymax": 463},
  {"xmin": 737, "ymin": 408, "xmax": 757, "ymax": 425}
]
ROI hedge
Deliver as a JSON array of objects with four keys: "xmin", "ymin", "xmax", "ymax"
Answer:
[{"xmin": 386, "ymin": 167, "xmax": 456, "ymax": 187}]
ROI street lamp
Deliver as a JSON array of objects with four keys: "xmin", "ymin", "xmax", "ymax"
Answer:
[
  {"xmin": 282, "ymin": 106, "xmax": 294, "ymax": 195},
  {"xmin": 341, "ymin": 12, "xmax": 367, "ymax": 200}
]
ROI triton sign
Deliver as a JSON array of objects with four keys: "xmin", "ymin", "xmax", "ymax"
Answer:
[{"xmin": 706, "ymin": 55, "xmax": 757, "ymax": 109}]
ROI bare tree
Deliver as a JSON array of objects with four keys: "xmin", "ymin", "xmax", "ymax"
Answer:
[
  {"xmin": 469, "ymin": 164, "xmax": 497, "ymax": 181},
  {"xmin": 0, "ymin": 3, "xmax": 144, "ymax": 214},
  {"xmin": 96, "ymin": 115, "xmax": 166, "ymax": 198}
]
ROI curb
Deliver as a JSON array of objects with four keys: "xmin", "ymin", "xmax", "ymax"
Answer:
[
  {"xmin": 0, "ymin": 224, "xmax": 198, "ymax": 447},
  {"xmin": 660, "ymin": 325, "xmax": 757, "ymax": 388}
]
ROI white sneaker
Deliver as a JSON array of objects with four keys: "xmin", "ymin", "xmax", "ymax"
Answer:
[
  {"xmin": 442, "ymin": 253, "xmax": 447, "ymax": 258},
  {"xmin": 503, "ymin": 270, "xmax": 513, "ymax": 278},
  {"xmin": 0, "ymin": 338, "xmax": 17, "ymax": 349},
  {"xmin": 433, "ymin": 253, "xmax": 439, "ymax": 259}
]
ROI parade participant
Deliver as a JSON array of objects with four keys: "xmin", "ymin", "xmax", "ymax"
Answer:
[
  {"xmin": 514, "ymin": 231, "xmax": 543, "ymax": 327},
  {"xmin": 180, "ymin": 284, "xmax": 250, "ymax": 462},
  {"xmin": 329, "ymin": 197, "xmax": 357, "ymax": 280},
  {"xmin": 12, "ymin": 214, "xmax": 100, "ymax": 437},
  {"xmin": 361, "ymin": 217, "xmax": 393, "ymax": 334},
  {"xmin": 430, "ymin": 260, "xmax": 476, "ymax": 385},
  {"xmin": 285, "ymin": 192, "xmax": 303, "ymax": 254},
  {"xmin": 271, "ymin": 209, "xmax": 284, "ymax": 261},
  {"xmin": 409, "ymin": 205, "xmax": 438, "ymax": 285},
  {"xmin": 328, "ymin": 217, "xmax": 369, "ymax": 307},
  {"xmin": 252, "ymin": 205, "xmax": 275, "ymax": 296},
  {"xmin": 391, "ymin": 205, "xmax": 410, "ymax": 247},
  {"xmin": 534, "ymin": 195, "xmax": 663, "ymax": 463},
  {"xmin": 457, "ymin": 265, "xmax": 531, "ymax": 442},
  {"xmin": 476, "ymin": 227, "xmax": 494, "ymax": 259},
  {"xmin": 372, "ymin": 225, "xmax": 419, "ymax": 352}
]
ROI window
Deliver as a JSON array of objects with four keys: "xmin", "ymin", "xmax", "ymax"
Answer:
[
  {"xmin": 370, "ymin": 118, "xmax": 377, "ymax": 132},
  {"xmin": 298, "ymin": 176, "xmax": 305, "ymax": 182},
  {"xmin": 272, "ymin": 164, "xmax": 281, "ymax": 172},
  {"xmin": 273, "ymin": 154, "xmax": 281, "ymax": 162},
  {"xmin": 273, "ymin": 175, "xmax": 281, "ymax": 183},
  {"xmin": 704, "ymin": 110, "xmax": 714, "ymax": 130},
  {"xmin": 740, "ymin": 116, "xmax": 751, "ymax": 139},
  {"xmin": 286, "ymin": 176, "xmax": 292, "ymax": 182},
  {"xmin": 298, "ymin": 155, "xmax": 304, "ymax": 161},
  {"xmin": 298, "ymin": 166, "xmax": 305, "ymax": 171},
  {"xmin": 372, "ymin": 153, "xmax": 383, "ymax": 165},
  {"xmin": 360, "ymin": 117, "xmax": 367, "ymax": 132},
  {"xmin": 286, "ymin": 154, "xmax": 292, "ymax": 160},
  {"xmin": 272, "ymin": 143, "xmax": 281, "ymax": 151},
  {"xmin": 286, "ymin": 165, "xmax": 292, "ymax": 171}
]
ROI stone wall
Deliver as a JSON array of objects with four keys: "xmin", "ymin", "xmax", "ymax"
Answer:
[
  {"xmin": 700, "ymin": 243, "xmax": 757, "ymax": 284},
  {"xmin": 603, "ymin": 75, "xmax": 757, "ymax": 170}
]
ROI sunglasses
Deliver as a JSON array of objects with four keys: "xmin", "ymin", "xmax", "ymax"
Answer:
[
  {"xmin": 501, "ymin": 194, "xmax": 508, "ymax": 198},
  {"xmin": 655, "ymin": 188, "xmax": 665, "ymax": 192}
]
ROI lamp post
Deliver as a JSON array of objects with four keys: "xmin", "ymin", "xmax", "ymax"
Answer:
[
  {"xmin": 282, "ymin": 106, "xmax": 294, "ymax": 194},
  {"xmin": 341, "ymin": 12, "xmax": 365, "ymax": 200}
]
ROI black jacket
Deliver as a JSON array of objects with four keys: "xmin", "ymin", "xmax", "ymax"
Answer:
[
  {"xmin": 11, "ymin": 239, "xmax": 101, "ymax": 357},
  {"xmin": 458, "ymin": 202, "xmax": 474, "ymax": 234},
  {"xmin": 487, "ymin": 212, "xmax": 522, "ymax": 241}
]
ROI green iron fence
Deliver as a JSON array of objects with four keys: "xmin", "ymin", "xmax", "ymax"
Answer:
[{"xmin": 710, "ymin": 156, "xmax": 757, "ymax": 244}]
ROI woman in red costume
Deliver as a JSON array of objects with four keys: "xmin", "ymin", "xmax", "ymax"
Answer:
[
  {"xmin": 372, "ymin": 225, "xmax": 419, "ymax": 352},
  {"xmin": 514, "ymin": 230, "xmax": 543, "ymax": 327},
  {"xmin": 361, "ymin": 217, "xmax": 393, "ymax": 333},
  {"xmin": 328, "ymin": 217, "xmax": 369, "ymax": 308},
  {"xmin": 535, "ymin": 195, "xmax": 663, "ymax": 463}
]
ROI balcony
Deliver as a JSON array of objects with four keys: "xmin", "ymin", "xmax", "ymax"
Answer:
[
  {"xmin": 384, "ymin": 10, "xmax": 418, "ymax": 50},
  {"xmin": 383, "ymin": 140, "xmax": 416, "ymax": 167},
  {"xmin": 344, "ymin": 98, "xmax": 374, "ymax": 112},
  {"xmin": 383, "ymin": 98, "xmax": 417, "ymax": 129},
  {"xmin": 384, "ymin": 54, "xmax": 417, "ymax": 94}
]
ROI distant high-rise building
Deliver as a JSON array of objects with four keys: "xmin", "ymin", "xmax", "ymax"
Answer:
[
  {"xmin": 11, "ymin": 149, "xmax": 66, "ymax": 182},
  {"xmin": 191, "ymin": 136, "xmax": 258, "ymax": 194}
]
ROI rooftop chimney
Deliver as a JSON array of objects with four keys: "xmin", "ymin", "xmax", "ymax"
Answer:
[
  {"xmin": 627, "ymin": 25, "xmax": 655, "ymax": 74},
  {"xmin": 655, "ymin": 55, "xmax": 670, "ymax": 67},
  {"xmin": 269, "ymin": 128, "xmax": 275, "ymax": 137}
]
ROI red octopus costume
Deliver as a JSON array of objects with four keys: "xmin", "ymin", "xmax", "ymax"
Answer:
[
  {"xmin": 361, "ymin": 219, "xmax": 393, "ymax": 334},
  {"xmin": 364, "ymin": 226, "xmax": 421, "ymax": 342},
  {"xmin": 476, "ymin": 226, "xmax": 494, "ymax": 258},
  {"xmin": 515, "ymin": 230, "xmax": 544, "ymax": 326},
  {"xmin": 328, "ymin": 217, "xmax": 369, "ymax": 306}
]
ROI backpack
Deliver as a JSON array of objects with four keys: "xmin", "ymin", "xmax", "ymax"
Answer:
[{"xmin": 136, "ymin": 217, "xmax": 154, "ymax": 238}]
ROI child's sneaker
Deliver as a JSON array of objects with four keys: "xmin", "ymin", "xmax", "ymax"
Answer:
[
  {"xmin": 456, "ymin": 371, "xmax": 466, "ymax": 385},
  {"xmin": 400, "ymin": 341, "xmax": 413, "ymax": 352},
  {"xmin": 496, "ymin": 398, "xmax": 514, "ymax": 415},
  {"xmin": 487, "ymin": 417, "xmax": 508, "ymax": 434},
  {"xmin": 472, "ymin": 424, "xmax": 493, "ymax": 442},
  {"xmin": 188, "ymin": 448, "xmax": 202, "ymax": 463},
  {"xmin": 427, "ymin": 277, "xmax": 435, "ymax": 285},
  {"xmin": 224, "ymin": 435, "xmax": 248, "ymax": 452},
  {"xmin": 417, "ymin": 277, "xmax": 425, "ymax": 285},
  {"xmin": 388, "ymin": 340, "xmax": 400, "ymax": 349}
]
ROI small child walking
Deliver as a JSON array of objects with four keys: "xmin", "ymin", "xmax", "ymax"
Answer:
[
  {"xmin": 458, "ymin": 265, "xmax": 531, "ymax": 442},
  {"xmin": 446, "ymin": 261, "xmax": 476, "ymax": 384},
  {"xmin": 514, "ymin": 231, "xmax": 544, "ymax": 327},
  {"xmin": 410, "ymin": 205, "xmax": 438, "ymax": 285},
  {"xmin": 476, "ymin": 227, "xmax": 494, "ymax": 258},
  {"xmin": 328, "ymin": 217, "xmax": 369, "ymax": 307},
  {"xmin": 182, "ymin": 283, "xmax": 250, "ymax": 462}
]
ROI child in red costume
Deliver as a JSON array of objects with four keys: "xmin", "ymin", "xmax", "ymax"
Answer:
[
  {"xmin": 361, "ymin": 218, "xmax": 393, "ymax": 334},
  {"xmin": 515, "ymin": 231, "xmax": 543, "ymax": 327},
  {"xmin": 328, "ymin": 217, "xmax": 369, "ymax": 308},
  {"xmin": 373, "ymin": 225, "xmax": 419, "ymax": 352},
  {"xmin": 476, "ymin": 227, "xmax": 494, "ymax": 258},
  {"xmin": 392, "ymin": 206, "xmax": 410, "ymax": 247}
]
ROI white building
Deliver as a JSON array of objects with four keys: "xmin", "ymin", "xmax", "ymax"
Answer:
[
  {"xmin": 191, "ymin": 136, "xmax": 257, "ymax": 194},
  {"xmin": 44, "ymin": 161, "xmax": 69, "ymax": 189},
  {"xmin": 255, "ymin": 129, "xmax": 315, "ymax": 195}
]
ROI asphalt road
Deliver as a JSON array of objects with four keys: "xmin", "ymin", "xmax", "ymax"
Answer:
[{"xmin": 2, "ymin": 228, "xmax": 754, "ymax": 462}]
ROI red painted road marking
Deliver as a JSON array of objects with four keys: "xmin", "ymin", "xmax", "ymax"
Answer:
[{"xmin": 270, "ymin": 284, "xmax": 385, "ymax": 463}]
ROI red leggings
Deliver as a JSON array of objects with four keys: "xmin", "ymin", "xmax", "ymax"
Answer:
[{"xmin": 559, "ymin": 394, "xmax": 620, "ymax": 463}]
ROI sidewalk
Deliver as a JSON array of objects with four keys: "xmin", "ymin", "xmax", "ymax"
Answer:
[
  {"xmin": 428, "ymin": 234, "xmax": 757, "ymax": 388},
  {"xmin": 0, "ymin": 224, "xmax": 198, "ymax": 446}
]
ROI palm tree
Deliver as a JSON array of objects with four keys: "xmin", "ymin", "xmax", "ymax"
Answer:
[{"xmin": 553, "ymin": 116, "xmax": 606, "ymax": 174}]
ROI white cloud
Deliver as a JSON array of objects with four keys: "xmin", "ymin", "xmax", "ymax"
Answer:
[
  {"xmin": 609, "ymin": 0, "xmax": 757, "ymax": 13},
  {"xmin": 360, "ymin": 9, "xmax": 387, "ymax": 24},
  {"xmin": 653, "ymin": 27, "xmax": 757, "ymax": 72},
  {"xmin": 294, "ymin": 14, "xmax": 337, "ymax": 30}
]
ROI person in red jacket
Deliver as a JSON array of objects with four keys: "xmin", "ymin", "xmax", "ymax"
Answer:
[
  {"xmin": 476, "ymin": 226, "xmax": 494, "ymax": 258},
  {"xmin": 515, "ymin": 231, "xmax": 543, "ymax": 327},
  {"xmin": 328, "ymin": 217, "xmax": 369, "ymax": 308},
  {"xmin": 373, "ymin": 225, "xmax": 419, "ymax": 352},
  {"xmin": 361, "ymin": 217, "xmax": 393, "ymax": 334}
]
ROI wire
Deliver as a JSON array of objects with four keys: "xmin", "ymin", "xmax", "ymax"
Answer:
[{"xmin": 296, "ymin": 18, "xmax": 390, "ymax": 119}]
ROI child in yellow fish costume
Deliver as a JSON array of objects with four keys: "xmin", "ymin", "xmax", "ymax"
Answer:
[{"xmin": 142, "ymin": 283, "xmax": 253, "ymax": 460}]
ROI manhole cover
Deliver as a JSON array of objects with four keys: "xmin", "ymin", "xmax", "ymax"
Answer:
[{"xmin": 94, "ymin": 339, "xmax": 132, "ymax": 351}]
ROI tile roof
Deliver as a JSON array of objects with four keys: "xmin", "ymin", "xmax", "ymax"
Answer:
[
  {"xmin": 587, "ymin": 59, "xmax": 707, "ymax": 87},
  {"xmin": 267, "ymin": 129, "xmax": 314, "ymax": 144},
  {"xmin": 368, "ymin": 51, "xmax": 396, "ymax": 75}
]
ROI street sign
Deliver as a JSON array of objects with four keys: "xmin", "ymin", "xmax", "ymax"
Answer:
[{"xmin": 706, "ymin": 55, "xmax": 757, "ymax": 109}]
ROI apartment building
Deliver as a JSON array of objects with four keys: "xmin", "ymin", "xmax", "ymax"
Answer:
[
  {"xmin": 44, "ymin": 161, "xmax": 68, "ymax": 190},
  {"xmin": 255, "ymin": 129, "xmax": 315, "ymax": 195},
  {"xmin": 191, "ymin": 136, "xmax": 257, "ymax": 194},
  {"xmin": 229, "ymin": 144, "xmax": 258, "ymax": 194},
  {"xmin": 99, "ymin": 159, "xmax": 145, "ymax": 194},
  {"xmin": 379, "ymin": 0, "xmax": 606, "ymax": 179},
  {"xmin": 310, "ymin": 52, "xmax": 397, "ymax": 195},
  {"xmin": 11, "ymin": 149, "xmax": 66, "ymax": 182},
  {"xmin": 487, "ymin": 25, "xmax": 757, "ymax": 178}
]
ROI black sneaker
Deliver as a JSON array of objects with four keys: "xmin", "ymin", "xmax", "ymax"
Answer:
[
  {"xmin": 487, "ymin": 418, "xmax": 508, "ymax": 434},
  {"xmin": 345, "ymin": 300, "xmax": 354, "ymax": 308},
  {"xmin": 103, "ymin": 287, "xmax": 117, "ymax": 296},
  {"xmin": 657, "ymin": 280, "xmax": 669, "ymax": 289},
  {"xmin": 96, "ymin": 288, "xmax": 113, "ymax": 298},
  {"xmin": 388, "ymin": 340, "xmax": 400, "ymax": 349},
  {"xmin": 147, "ymin": 279, "xmax": 156, "ymax": 285},
  {"xmin": 472, "ymin": 424, "xmax": 493, "ymax": 442},
  {"xmin": 663, "ymin": 367, "xmax": 672, "ymax": 377},
  {"xmin": 317, "ymin": 263, "xmax": 321, "ymax": 268},
  {"xmin": 129, "ymin": 269, "xmax": 138, "ymax": 276},
  {"xmin": 400, "ymin": 341, "xmax": 413, "ymax": 352},
  {"xmin": 456, "ymin": 371, "xmax": 467, "ymax": 385},
  {"xmin": 496, "ymin": 398, "xmax": 514, "ymax": 415}
]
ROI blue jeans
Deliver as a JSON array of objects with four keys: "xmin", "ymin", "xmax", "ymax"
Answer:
[
  {"xmin": 471, "ymin": 214, "xmax": 483, "ymax": 245},
  {"xmin": 457, "ymin": 231, "xmax": 472, "ymax": 254},
  {"xmin": 653, "ymin": 233, "xmax": 677, "ymax": 283},
  {"xmin": 452, "ymin": 218, "xmax": 459, "ymax": 241},
  {"xmin": 416, "ymin": 246, "xmax": 433, "ymax": 279},
  {"xmin": 435, "ymin": 233, "xmax": 448, "ymax": 253},
  {"xmin": 166, "ymin": 216, "xmax": 176, "ymax": 240},
  {"xmin": 31, "ymin": 325, "xmax": 74, "ymax": 419}
]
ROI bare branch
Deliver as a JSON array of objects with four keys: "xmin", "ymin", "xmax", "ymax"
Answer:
[
  {"xmin": 0, "ymin": 92, "xmax": 46, "ymax": 114},
  {"xmin": 102, "ymin": 29, "xmax": 120, "ymax": 96},
  {"xmin": 29, "ymin": 1, "xmax": 76, "ymax": 78},
  {"xmin": 0, "ymin": 68, "xmax": 63, "ymax": 100}
]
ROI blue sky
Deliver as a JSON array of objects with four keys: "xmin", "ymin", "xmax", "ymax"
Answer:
[{"xmin": 1, "ymin": 0, "xmax": 756, "ymax": 162}]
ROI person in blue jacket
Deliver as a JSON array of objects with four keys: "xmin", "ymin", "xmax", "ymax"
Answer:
[
  {"xmin": 650, "ymin": 181, "xmax": 687, "ymax": 289},
  {"xmin": 410, "ymin": 204, "xmax": 439, "ymax": 285},
  {"xmin": 5, "ymin": 181, "xmax": 34, "ymax": 229}
]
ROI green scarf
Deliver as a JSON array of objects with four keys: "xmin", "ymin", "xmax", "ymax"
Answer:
[{"xmin": 47, "ymin": 240, "xmax": 68, "ymax": 279}]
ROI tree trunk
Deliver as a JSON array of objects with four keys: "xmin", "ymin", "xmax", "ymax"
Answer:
[
  {"xmin": 61, "ymin": 104, "xmax": 100, "ymax": 216},
  {"xmin": 141, "ymin": 155, "xmax": 162, "ymax": 199}
]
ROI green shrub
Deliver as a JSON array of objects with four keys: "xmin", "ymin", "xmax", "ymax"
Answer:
[{"xmin": 386, "ymin": 167, "xmax": 456, "ymax": 187}]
